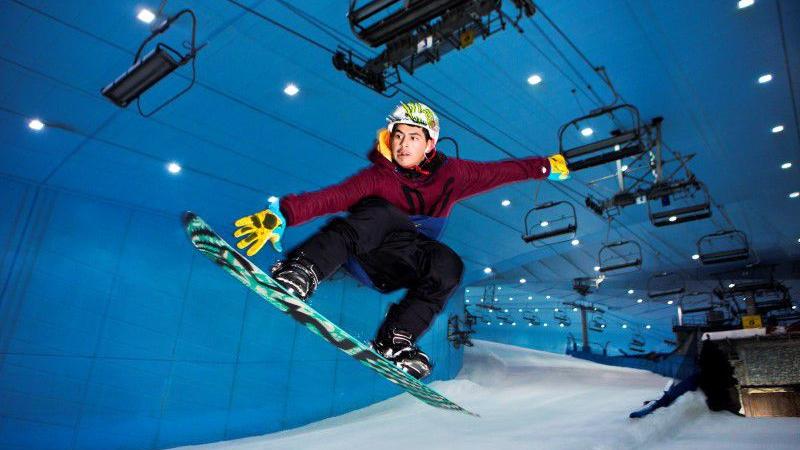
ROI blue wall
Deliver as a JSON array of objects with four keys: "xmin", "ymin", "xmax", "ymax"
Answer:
[{"xmin": 0, "ymin": 175, "xmax": 464, "ymax": 450}]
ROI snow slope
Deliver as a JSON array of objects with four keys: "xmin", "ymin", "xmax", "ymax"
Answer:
[{"xmin": 174, "ymin": 340, "xmax": 799, "ymax": 450}]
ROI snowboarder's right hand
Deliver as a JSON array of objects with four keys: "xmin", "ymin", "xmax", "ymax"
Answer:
[{"xmin": 233, "ymin": 198, "xmax": 286, "ymax": 256}]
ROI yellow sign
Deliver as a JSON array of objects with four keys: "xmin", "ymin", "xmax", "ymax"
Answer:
[
  {"xmin": 742, "ymin": 314, "xmax": 762, "ymax": 329},
  {"xmin": 460, "ymin": 30, "xmax": 475, "ymax": 48}
]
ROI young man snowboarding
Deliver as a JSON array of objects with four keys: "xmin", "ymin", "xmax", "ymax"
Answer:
[{"xmin": 233, "ymin": 102, "xmax": 570, "ymax": 379}]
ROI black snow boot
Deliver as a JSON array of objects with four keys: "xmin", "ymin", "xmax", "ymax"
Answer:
[
  {"xmin": 270, "ymin": 254, "xmax": 322, "ymax": 301},
  {"xmin": 372, "ymin": 328, "xmax": 433, "ymax": 380}
]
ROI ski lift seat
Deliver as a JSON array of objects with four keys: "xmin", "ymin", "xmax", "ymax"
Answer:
[
  {"xmin": 598, "ymin": 240, "xmax": 642, "ymax": 275},
  {"xmin": 522, "ymin": 201, "xmax": 577, "ymax": 246}
]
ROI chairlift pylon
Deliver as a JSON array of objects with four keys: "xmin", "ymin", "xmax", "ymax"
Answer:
[
  {"xmin": 557, "ymin": 104, "xmax": 647, "ymax": 171},
  {"xmin": 598, "ymin": 240, "xmax": 642, "ymax": 275},
  {"xmin": 696, "ymin": 229, "xmax": 751, "ymax": 265},
  {"xmin": 522, "ymin": 201, "xmax": 577, "ymax": 246},
  {"xmin": 647, "ymin": 272, "xmax": 686, "ymax": 299}
]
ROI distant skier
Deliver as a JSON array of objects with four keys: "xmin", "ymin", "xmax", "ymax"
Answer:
[{"xmin": 233, "ymin": 102, "xmax": 570, "ymax": 379}]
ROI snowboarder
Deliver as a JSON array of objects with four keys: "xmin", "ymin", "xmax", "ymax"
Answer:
[{"xmin": 232, "ymin": 102, "xmax": 570, "ymax": 379}]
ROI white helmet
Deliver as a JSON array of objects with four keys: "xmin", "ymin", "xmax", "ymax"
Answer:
[{"xmin": 386, "ymin": 101, "xmax": 440, "ymax": 142}]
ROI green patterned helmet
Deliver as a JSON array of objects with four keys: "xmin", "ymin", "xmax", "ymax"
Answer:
[{"xmin": 387, "ymin": 101, "xmax": 440, "ymax": 142}]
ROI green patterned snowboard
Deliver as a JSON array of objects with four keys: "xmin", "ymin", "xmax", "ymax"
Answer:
[{"xmin": 182, "ymin": 212, "xmax": 478, "ymax": 417}]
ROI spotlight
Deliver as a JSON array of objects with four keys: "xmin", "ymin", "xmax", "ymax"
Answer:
[{"xmin": 28, "ymin": 119, "xmax": 45, "ymax": 131}]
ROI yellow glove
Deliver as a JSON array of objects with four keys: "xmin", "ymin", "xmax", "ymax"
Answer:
[
  {"xmin": 547, "ymin": 153, "xmax": 570, "ymax": 181},
  {"xmin": 233, "ymin": 199, "xmax": 286, "ymax": 256}
]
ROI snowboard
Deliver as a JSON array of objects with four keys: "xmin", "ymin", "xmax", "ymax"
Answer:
[{"xmin": 182, "ymin": 212, "xmax": 478, "ymax": 417}]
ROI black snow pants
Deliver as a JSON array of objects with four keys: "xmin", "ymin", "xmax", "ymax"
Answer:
[{"xmin": 286, "ymin": 197, "xmax": 464, "ymax": 340}]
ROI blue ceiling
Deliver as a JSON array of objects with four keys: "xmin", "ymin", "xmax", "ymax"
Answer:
[{"xmin": 1, "ymin": 0, "xmax": 798, "ymax": 326}]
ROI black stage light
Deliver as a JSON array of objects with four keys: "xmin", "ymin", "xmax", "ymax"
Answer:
[{"xmin": 102, "ymin": 45, "xmax": 179, "ymax": 108}]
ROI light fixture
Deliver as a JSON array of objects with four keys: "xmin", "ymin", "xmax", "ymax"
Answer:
[
  {"xmin": 692, "ymin": 254, "xmax": 700, "ymax": 260},
  {"xmin": 284, "ymin": 83, "xmax": 300, "ymax": 96},
  {"xmin": 543, "ymin": 323, "xmax": 549, "ymax": 327},
  {"xmin": 637, "ymin": 298, "xmax": 643, "ymax": 304},
  {"xmin": 645, "ymin": 325, "xmax": 651, "ymax": 329},
  {"xmin": 519, "ymin": 278, "xmax": 527, "ymax": 284},
  {"xmin": 572, "ymin": 307, "xmax": 578, "ymax": 312},
  {"xmin": 668, "ymin": 215, "xmax": 678, "ymax": 222},
  {"xmin": 466, "ymin": 289, "xmax": 470, "ymax": 293},
  {"xmin": 580, "ymin": 127, "xmax": 594, "ymax": 137},
  {"xmin": 519, "ymin": 309, "xmax": 523, "ymax": 312},
  {"xmin": 667, "ymin": 300, "xmax": 674, "ymax": 305},
  {"xmin": 614, "ymin": 144, "xmax": 621, "ymax": 151},
  {"xmin": 527, "ymin": 296, "xmax": 532, "ymax": 300},
  {"xmin": 737, "ymin": 0, "xmax": 755, "ymax": 9},
  {"xmin": 534, "ymin": 308, "xmax": 539, "ymax": 312},
  {"xmin": 512, "ymin": 322, "xmax": 517, "ymax": 326},
  {"xmin": 571, "ymin": 239, "xmax": 580, "ymax": 246},
  {"xmin": 545, "ymin": 295, "xmax": 551, "ymax": 299},
  {"xmin": 781, "ymin": 162, "xmax": 792, "ymax": 169},
  {"xmin": 501, "ymin": 199, "xmax": 511, "ymax": 207},
  {"xmin": 600, "ymin": 324, "xmax": 605, "ymax": 328},
  {"xmin": 622, "ymin": 324, "xmax": 628, "ymax": 329},
  {"xmin": 772, "ymin": 125, "xmax": 784, "ymax": 133},
  {"xmin": 487, "ymin": 322, "xmax": 492, "ymax": 326},
  {"xmin": 528, "ymin": 323, "xmax": 533, "ymax": 327},
  {"xmin": 793, "ymin": 305, "xmax": 797, "ymax": 310},
  {"xmin": 790, "ymin": 192, "xmax": 800, "ymax": 199},
  {"xmin": 137, "ymin": 9, "xmax": 156, "ymax": 24},
  {"xmin": 540, "ymin": 220, "xmax": 549, "ymax": 227},
  {"xmin": 498, "ymin": 287, "xmax": 502, "ymax": 290},
  {"xmin": 483, "ymin": 267, "xmax": 492, "ymax": 274},
  {"xmin": 167, "ymin": 162, "xmax": 182, "ymax": 174},
  {"xmin": 728, "ymin": 283, "xmax": 736, "ymax": 288},
  {"xmin": 593, "ymin": 266, "xmax": 600, "ymax": 272},
  {"xmin": 465, "ymin": 299, "xmax": 470, "ymax": 303},
  {"xmin": 620, "ymin": 165, "xmax": 628, "ymax": 172},
  {"xmin": 504, "ymin": 309, "xmax": 509, "ymax": 313},
  {"xmin": 27, "ymin": 119, "xmax": 45, "ymax": 131},
  {"xmin": 758, "ymin": 73, "xmax": 773, "ymax": 84},
  {"xmin": 559, "ymin": 323, "xmax": 565, "ymax": 327},
  {"xmin": 527, "ymin": 74, "xmax": 542, "ymax": 85},
  {"xmin": 554, "ymin": 308, "xmax": 559, "ymax": 312},
  {"xmin": 627, "ymin": 289, "xmax": 634, "ymax": 295}
]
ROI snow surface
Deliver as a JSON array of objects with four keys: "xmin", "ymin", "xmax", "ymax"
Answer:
[{"xmin": 173, "ymin": 340, "xmax": 800, "ymax": 450}]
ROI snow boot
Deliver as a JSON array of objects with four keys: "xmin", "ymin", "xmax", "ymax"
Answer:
[
  {"xmin": 270, "ymin": 253, "xmax": 322, "ymax": 301},
  {"xmin": 372, "ymin": 328, "xmax": 433, "ymax": 380}
]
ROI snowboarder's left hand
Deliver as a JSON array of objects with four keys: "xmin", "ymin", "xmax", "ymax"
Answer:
[
  {"xmin": 547, "ymin": 153, "xmax": 570, "ymax": 181},
  {"xmin": 233, "ymin": 198, "xmax": 286, "ymax": 256}
]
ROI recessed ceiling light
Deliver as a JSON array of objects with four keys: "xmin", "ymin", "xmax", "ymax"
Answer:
[
  {"xmin": 572, "ymin": 307, "xmax": 578, "ymax": 312},
  {"xmin": 637, "ymin": 298, "xmax": 643, "ymax": 303},
  {"xmin": 527, "ymin": 74, "xmax": 542, "ymax": 85},
  {"xmin": 519, "ymin": 278, "xmax": 526, "ymax": 284},
  {"xmin": 504, "ymin": 309, "xmax": 509, "ymax": 313},
  {"xmin": 692, "ymin": 254, "xmax": 700, "ymax": 260},
  {"xmin": 540, "ymin": 220, "xmax": 549, "ymax": 227},
  {"xmin": 580, "ymin": 127, "xmax": 594, "ymax": 137},
  {"xmin": 483, "ymin": 267, "xmax": 492, "ymax": 274},
  {"xmin": 465, "ymin": 299, "xmax": 470, "ymax": 303},
  {"xmin": 622, "ymin": 324, "xmax": 628, "ymax": 329},
  {"xmin": 772, "ymin": 125, "xmax": 784, "ymax": 133},
  {"xmin": 593, "ymin": 266, "xmax": 600, "ymax": 272},
  {"xmin": 528, "ymin": 323, "xmax": 533, "ymax": 326},
  {"xmin": 137, "ymin": 9, "xmax": 156, "ymax": 23},
  {"xmin": 620, "ymin": 165, "xmax": 628, "ymax": 172},
  {"xmin": 554, "ymin": 308, "xmax": 559, "ymax": 312},
  {"xmin": 790, "ymin": 191, "xmax": 800, "ymax": 198},
  {"xmin": 509, "ymin": 297, "xmax": 514, "ymax": 301},
  {"xmin": 512, "ymin": 322, "xmax": 517, "ymax": 326},
  {"xmin": 667, "ymin": 300, "xmax": 674, "ymax": 305},
  {"xmin": 466, "ymin": 289, "xmax": 470, "ymax": 293},
  {"xmin": 167, "ymin": 162, "xmax": 182, "ymax": 174},
  {"xmin": 528, "ymin": 295, "xmax": 533, "ymax": 300},
  {"xmin": 543, "ymin": 323, "xmax": 548, "ymax": 327},
  {"xmin": 498, "ymin": 287, "xmax": 502, "ymax": 290},
  {"xmin": 628, "ymin": 289, "xmax": 634, "ymax": 294},
  {"xmin": 758, "ymin": 73, "xmax": 773, "ymax": 84},
  {"xmin": 519, "ymin": 309, "xmax": 523, "ymax": 312},
  {"xmin": 284, "ymin": 83, "xmax": 300, "ymax": 96},
  {"xmin": 668, "ymin": 215, "xmax": 678, "ymax": 222},
  {"xmin": 645, "ymin": 324, "xmax": 651, "ymax": 329},
  {"xmin": 545, "ymin": 295, "xmax": 551, "ymax": 299},
  {"xmin": 28, "ymin": 119, "xmax": 45, "ymax": 131},
  {"xmin": 614, "ymin": 144, "xmax": 621, "ymax": 151},
  {"xmin": 737, "ymin": 0, "xmax": 755, "ymax": 9},
  {"xmin": 571, "ymin": 239, "xmax": 580, "ymax": 246},
  {"xmin": 534, "ymin": 308, "xmax": 539, "ymax": 312},
  {"xmin": 728, "ymin": 283, "xmax": 736, "ymax": 288},
  {"xmin": 501, "ymin": 199, "xmax": 511, "ymax": 207},
  {"xmin": 600, "ymin": 324, "xmax": 605, "ymax": 328},
  {"xmin": 559, "ymin": 323, "xmax": 565, "ymax": 327},
  {"xmin": 793, "ymin": 305, "xmax": 797, "ymax": 310},
  {"xmin": 781, "ymin": 162, "xmax": 792, "ymax": 169}
]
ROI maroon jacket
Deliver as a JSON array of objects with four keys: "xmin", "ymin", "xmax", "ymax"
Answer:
[{"xmin": 280, "ymin": 146, "xmax": 552, "ymax": 241}]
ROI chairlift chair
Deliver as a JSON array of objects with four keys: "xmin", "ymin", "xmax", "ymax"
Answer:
[
  {"xmin": 647, "ymin": 272, "xmax": 686, "ymax": 299},
  {"xmin": 628, "ymin": 333, "xmax": 646, "ymax": 353},
  {"xmin": 696, "ymin": 230, "xmax": 751, "ymax": 265},
  {"xmin": 598, "ymin": 240, "xmax": 642, "ymax": 275},
  {"xmin": 522, "ymin": 201, "xmax": 578, "ymax": 247},
  {"xmin": 647, "ymin": 178, "xmax": 712, "ymax": 227},
  {"xmin": 589, "ymin": 315, "xmax": 607, "ymax": 332},
  {"xmin": 557, "ymin": 104, "xmax": 647, "ymax": 171}
]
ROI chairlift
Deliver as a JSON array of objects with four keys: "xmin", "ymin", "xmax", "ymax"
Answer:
[
  {"xmin": 696, "ymin": 230, "xmax": 751, "ymax": 265},
  {"xmin": 522, "ymin": 314, "xmax": 541, "ymax": 326},
  {"xmin": 598, "ymin": 240, "xmax": 642, "ymax": 275},
  {"xmin": 647, "ymin": 178, "xmax": 712, "ymax": 227},
  {"xmin": 589, "ymin": 315, "xmax": 607, "ymax": 332},
  {"xmin": 647, "ymin": 272, "xmax": 686, "ymax": 299},
  {"xmin": 522, "ymin": 201, "xmax": 577, "ymax": 246},
  {"xmin": 558, "ymin": 104, "xmax": 647, "ymax": 171},
  {"xmin": 628, "ymin": 333, "xmax": 646, "ymax": 353},
  {"xmin": 554, "ymin": 311, "xmax": 571, "ymax": 327}
]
